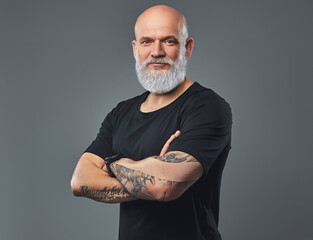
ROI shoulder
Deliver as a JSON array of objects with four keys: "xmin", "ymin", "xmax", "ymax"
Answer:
[
  {"xmin": 188, "ymin": 82, "xmax": 230, "ymax": 105},
  {"xmin": 181, "ymin": 82, "xmax": 232, "ymax": 123}
]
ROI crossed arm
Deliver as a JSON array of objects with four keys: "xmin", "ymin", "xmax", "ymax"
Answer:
[
  {"xmin": 71, "ymin": 152, "xmax": 137, "ymax": 203},
  {"xmin": 109, "ymin": 151, "xmax": 203, "ymax": 201},
  {"xmin": 71, "ymin": 131, "xmax": 203, "ymax": 203}
]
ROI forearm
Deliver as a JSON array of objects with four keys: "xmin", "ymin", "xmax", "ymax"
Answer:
[
  {"xmin": 76, "ymin": 175, "xmax": 137, "ymax": 204},
  {"xmin": 110, "ymin": 151, "xmax": 202, "ymax": 201},
  {"xmin": 71, "ymin": 153, "xmax": 137, "ymax": 203}
]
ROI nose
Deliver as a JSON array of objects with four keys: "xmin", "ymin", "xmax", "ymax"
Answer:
[{"xmin": 151, "ymin": 41, "xmax": 165, "ymax": 58}]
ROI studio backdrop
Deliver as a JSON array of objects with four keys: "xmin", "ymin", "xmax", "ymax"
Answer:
[{"xmin": 1, "ymin": 0, "xmax": 312, "ymax": 239}]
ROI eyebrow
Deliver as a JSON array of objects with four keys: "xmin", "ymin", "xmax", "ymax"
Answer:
[{"xmin": 139, "ymin": 35, "xmax": 179, "ymax": 42}]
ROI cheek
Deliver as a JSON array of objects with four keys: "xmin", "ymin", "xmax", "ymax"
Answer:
[
  {"xmin": 166, "ymin": 47, "xmax": 180, "ymax": 60},
  {"xmin": 137, "ymin": 48, "xmax": 150, "ymax": 62}
]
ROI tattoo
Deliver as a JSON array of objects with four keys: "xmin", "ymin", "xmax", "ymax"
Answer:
[
  {"xmin": 80, "ymin": 185, "xmax": 133, "ymax": 201},
  {"xmin": 111, "ymin": 162, "xmax": 191, "ymax": 201},
  {"xmin": 110, "ymin": 164, "xmax": 155, "ymax": 196},
  {"xmin": 153, "ymin": 151, "xmax": 197, "ymax": 163},
  {"xmin": 159, "ymin": 191, "xmax": 167, "ymax": 201}
]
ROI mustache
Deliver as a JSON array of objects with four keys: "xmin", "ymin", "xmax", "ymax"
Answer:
[{"xmin": 143, "ymin": 57, "xmax": 174, "ymax": 67}]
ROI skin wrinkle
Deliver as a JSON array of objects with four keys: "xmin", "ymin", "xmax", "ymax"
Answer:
[{"xmin": 134, "ymin": 6, "xmax": 186, "ymax": 40}]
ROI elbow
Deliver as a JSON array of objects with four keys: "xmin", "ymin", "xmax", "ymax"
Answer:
[
  {"xmin": 70, "ymin": 160, "xmax": 87, "ymax": 197},
  {"xmin": 154, "ymin": 186, "xmax": 182, "ymax": 202},
  {"xmin": 70, "ymin": 175, "xmax": 82, "ymax": 197}
]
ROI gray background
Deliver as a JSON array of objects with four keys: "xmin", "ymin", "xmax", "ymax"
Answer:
[{"xmin": 1, "ymin": 0, "xmax": 312, "ymax": 239}]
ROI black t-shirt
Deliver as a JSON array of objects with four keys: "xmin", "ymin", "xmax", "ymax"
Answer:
[{"xmin": 85, "ymin": 82, "xmax": 232, "ymax": 240}]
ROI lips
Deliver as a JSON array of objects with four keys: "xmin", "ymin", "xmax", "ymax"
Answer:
[
  {"xmin": 147, "ymin": 62, "xmax": 170, "ymax": 67},
  {"xmin": 150, "ymin": 63, "xmax": 166, "ymax": 66}
]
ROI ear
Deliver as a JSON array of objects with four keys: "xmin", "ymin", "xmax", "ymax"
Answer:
[
  {"xmin": 185, "ymin": 38, "xmax": 194, "ymax": 59},
  {"xmin": 132, "ymin": 40, "xmax": 137, "ymax": 60}
]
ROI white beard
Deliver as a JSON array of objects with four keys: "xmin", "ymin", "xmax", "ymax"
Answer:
[{"xmin": 135, "ymin": 46, "xmax": 187, "ymax": 94}]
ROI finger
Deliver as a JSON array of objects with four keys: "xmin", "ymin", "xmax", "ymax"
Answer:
[
  {"xmin": 165, "ymin": 134, "xmax": 176, "ymax": 144},
  {"xmin": 166, "ymin": 131, "xmax": 180, "ymax": 145},
  {"xmin": 160, "ymin": 142, "xmax": 170, "ymax": 156},
  {"xmin": 159, "ymin": 130, "xmax": 181, "ymax": 156},
  {"xmin": 102, "ymin": 164, "xmax": 108, "ymax": 172},
  {"xmin": 160, "ymin": 136, "xmax": 173, "ymax": 156},
  {"xmin": 173, "ymin": 130, "xmax": 181, "ymax": 137}
]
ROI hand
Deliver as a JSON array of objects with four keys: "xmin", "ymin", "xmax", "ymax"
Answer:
[
  {"xmin": 159, "ymin": 130, "xmax": 181, "ymax": 156},
  {"xmin": 102, "ymin": 163, "xmax": 109, "ymax": 173}
]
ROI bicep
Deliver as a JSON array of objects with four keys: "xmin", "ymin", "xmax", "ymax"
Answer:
[
  {"xmin": 80, "ymin": 152, "xmax": 105, "ymax": 168},
  {"xmin": 168, "ymin": 99, "xmax": 232, "ymax": 175},
  {"xmin": 84, "ymin": 111, "xmax": 114, "ymax": 160},
  {"xmin": 71, "ymin": 153, "xmax": 107, "ymax": 191}
]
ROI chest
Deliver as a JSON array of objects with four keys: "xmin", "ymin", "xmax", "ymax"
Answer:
[{"xmin": 112, "ymin": 109, "xmax": 181, "ymax": 160}]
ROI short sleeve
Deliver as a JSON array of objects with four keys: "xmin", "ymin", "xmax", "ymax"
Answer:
[
  {"xmin": 84, "ymin": 110, "xmax": 114, "ymax": 160},
  {"xmin": 167, "ymin": 96, "xmax": 232, "ymax": 175}
]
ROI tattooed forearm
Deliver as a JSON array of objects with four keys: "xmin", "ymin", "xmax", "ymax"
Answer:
[
  {"xmin": 80, "ymin": 185, "xmax": 135, "ymax": 203},
  {"xmin": 153, "ymin": 151, "xmax": 197, "ymax": 163},
  {"xmin": 110, "ymin": 162, "xmax": 191, "ymax": 201},
  {"xmin": 107, "ymin": 151, "xmax": 202, "ymax": 201},
  {"xmin": 110, "ymin": 164, "xmax": 155, "ymax": 197}
]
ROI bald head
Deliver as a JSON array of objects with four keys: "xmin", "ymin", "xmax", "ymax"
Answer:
[{"xmin": 134, "ymin": 5, "xmax": 188, "ymax": 43}]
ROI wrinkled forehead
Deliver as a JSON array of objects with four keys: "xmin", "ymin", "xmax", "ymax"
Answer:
[{"xmin": 134, "ymin": 11, "xmax": 183, "ymax": 40}]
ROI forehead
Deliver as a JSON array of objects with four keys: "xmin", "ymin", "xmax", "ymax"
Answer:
[{"xmin": 135, "ymin": 13, "xmax": 181, "ymax": 39}]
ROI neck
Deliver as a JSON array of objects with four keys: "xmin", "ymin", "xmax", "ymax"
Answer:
[{"xmin": 140, "ymin": 77, "xmax": 193, "ymax": 113}]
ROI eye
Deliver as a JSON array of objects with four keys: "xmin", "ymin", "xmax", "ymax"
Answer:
[
  {"xmin": 141, "ymin": 40, "xmax": 151, "ymax": 45},
  {"xmin": 164, "ymin": 39, "xmax": 177, "ymax": 45}
]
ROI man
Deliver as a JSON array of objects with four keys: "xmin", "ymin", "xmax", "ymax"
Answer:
[{"xmin": 71, "ymin": 5, "xmax": 232, "ymax": 240}]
